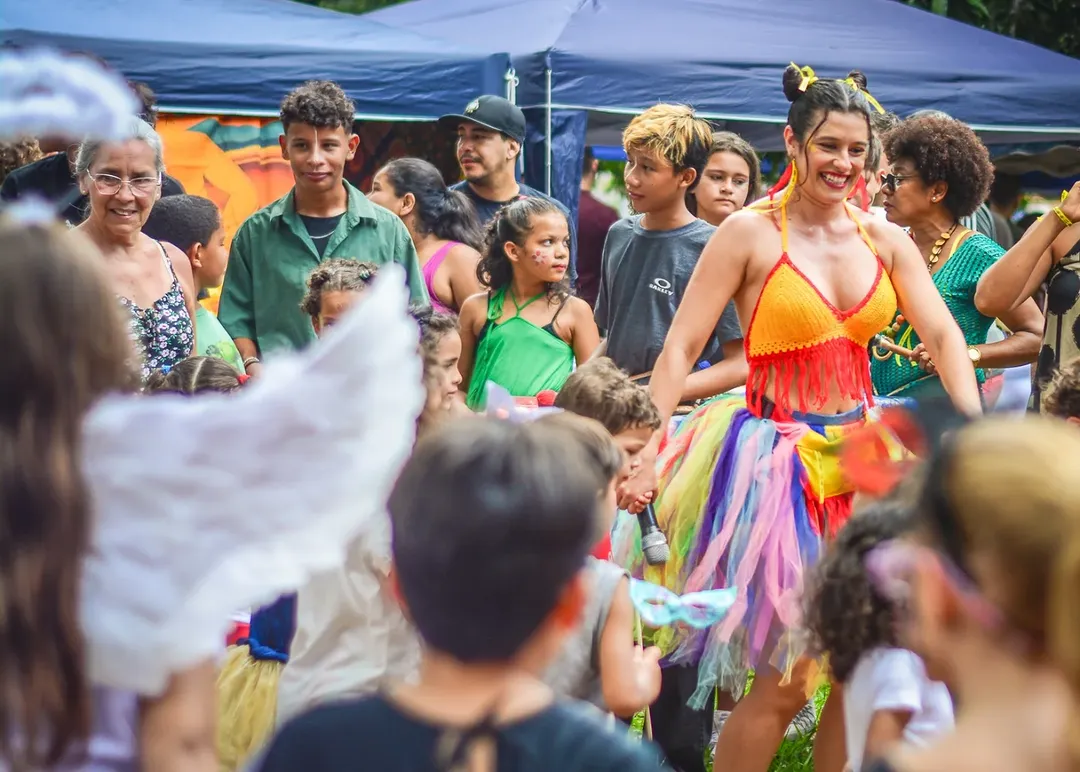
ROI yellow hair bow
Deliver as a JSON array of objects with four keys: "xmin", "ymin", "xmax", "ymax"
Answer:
[
  {"xmin": 844, "ymin": 77, "xmax": 886, "ymax": 114},
  {"xmin": 790, "ymin": 62, "xmax": 818, "ymax": 93}
]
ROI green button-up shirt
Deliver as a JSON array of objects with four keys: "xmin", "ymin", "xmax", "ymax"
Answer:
[{"xmin": 218, "ymin": 181, "xmax": 428, "ymax": 357}]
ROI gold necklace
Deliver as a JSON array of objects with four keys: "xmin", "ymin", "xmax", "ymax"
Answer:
[{"xmin": 926, "ymin": 222, "xmax": 958, "ymax": 270}]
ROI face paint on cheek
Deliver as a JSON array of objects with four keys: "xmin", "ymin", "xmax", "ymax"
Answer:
[{"xmin": 532, "ymin": 249, "xmax": 547, "ymax": 265}]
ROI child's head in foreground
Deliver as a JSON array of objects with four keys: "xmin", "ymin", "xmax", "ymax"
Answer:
[
  {"xmin": 142, "ymin": 194, "xmax": 227, "ymax": 289},
  {"xmin": 554, "ymin": 357, "xmax": 662, "ymax": 483},
  {"xmin": 621, "ymin": 104, "xmax": 713, "ymax": 215},
  {"xmin": 388, "ymin": 416, "xmax": 606, "ymax": 669},
  {"xmin": 145, "ymin": 356, "xmax": 247, "ymax": 395},
  {"xmin": 1041, "ymin": 356, "xmax": 1080, "ymax": 425},
  {"xmin": 300, "ymin": 259, "xmax": 379, "ymax": 336},
  {"xmin": 805, "ymin": 499, "xmax": 915, "ymax": 683}
]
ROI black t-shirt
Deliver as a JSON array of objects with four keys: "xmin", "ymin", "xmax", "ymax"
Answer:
[
  {"xmin": 300, "ymin": 214, "xmax": 344, "ymax": 258},
  {"xmin": 449, "ymin": 180, "xmax": 578, "ymax": 284},
  {"xmin": 0, "ymin": 153, "xmax": 185, "ymax": 225},
  {"xmin": 254, "ymin": 695, "xmax": 664, "ymax": 772}
]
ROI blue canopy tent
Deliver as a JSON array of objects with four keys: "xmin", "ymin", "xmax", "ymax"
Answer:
[
  {"xmin": 368, "ymin": 0, "xmax": 1080, "ymax": 216},
  {"xmin": 1, "ymin": 0, "xmax": 511, "ymax": 118}
]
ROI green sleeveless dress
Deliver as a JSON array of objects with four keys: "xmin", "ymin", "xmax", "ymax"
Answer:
[
  {"xmin": 871, "ymin": 233, "xmax": 1003, "ymax": 399},
  {"xmin": 465, "ymin": 287, "xmax": 574, "ymax": 410}
]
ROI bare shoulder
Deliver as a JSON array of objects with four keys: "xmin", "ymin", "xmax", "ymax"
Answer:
[
  {"xmin": 564, "ymin": 295, "xmax": 593, "ymax": 319},
  {"xmin": 458, "ymin": 291, "xmax": 488, "ymax": 330},
  {"xmin": 859, "ymin": 213, "xmax": 911, "ymax": 272},
  {"xmin": 446, "ymin": 242, "xmax": 481, "ymax": 264}
]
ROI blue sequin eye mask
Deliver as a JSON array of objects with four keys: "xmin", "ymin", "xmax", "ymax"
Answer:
[{"xmin": 629, "ymin": 579, "xmax": 737, "ymax": 629}]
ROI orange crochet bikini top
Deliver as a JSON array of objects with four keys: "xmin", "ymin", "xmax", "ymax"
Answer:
[{"xmin": 744, "ymin": 203, "xmax": 897, "ymax": 419}]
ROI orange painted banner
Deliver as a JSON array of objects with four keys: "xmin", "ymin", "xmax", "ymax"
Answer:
[{"xmin": 157, "ymin": 115, "xmax": 458, "ymax": 313}]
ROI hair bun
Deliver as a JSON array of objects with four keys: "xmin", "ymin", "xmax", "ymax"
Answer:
[
  {"xmin": 782, "ymin": 64, "xmax": 805, "ymax": 103},
  {"xmin": 846, "ymin": 70, "xmax": 869, "ymax": 91}
]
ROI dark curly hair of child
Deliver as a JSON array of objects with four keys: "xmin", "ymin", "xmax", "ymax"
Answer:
[
  {"xmin": 300, "ymin": 259, "xmax": 379, "ymax": 320},
  {"xmin": 883, "ymin": 114, "xmax": 993, "ymax": 220},
  {"xmin": 1042, "ymin": 355, "xmax": 1080, "ymax": 420},
  {"xmin": 805, "ymin": 499, "xmax": 915, "ymax": 683},
  {"xmin": 475, "ymin": 196, "xmax": 570, "ymax": 301},
  {"xmin": 280, "ymin": 80, "xmax": 355, "ymax": 132},
  {"xmin": 145, "ymin": 356, "xmax": 247, "ymax": 395}
]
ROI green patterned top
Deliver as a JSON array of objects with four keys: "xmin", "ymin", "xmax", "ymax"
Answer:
[{"xmin": 871, "ymin": 232, "xmax": 1003, "ymax": 398}]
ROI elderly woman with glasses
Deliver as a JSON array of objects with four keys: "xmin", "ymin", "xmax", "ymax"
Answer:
[
  {"xmin": 870, "ymin": 114, "xmax": 1042, "ymax": 403},
  {"xmin": 72, "ymin": 116, "xmax": 197, "ymax": 380}
]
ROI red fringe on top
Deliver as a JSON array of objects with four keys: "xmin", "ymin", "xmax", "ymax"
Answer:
[{"xmin": 745, "ymin": 336, "xmax": 875, "ymax": 421}]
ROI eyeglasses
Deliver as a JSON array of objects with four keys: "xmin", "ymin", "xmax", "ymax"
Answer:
[
  {"xmin": 879, "ymin": 172, "xmax": 916, "ymax": 191},
  {"xmin": 86, "ymin": 172, "xmax": 161, "ymax": 197}
]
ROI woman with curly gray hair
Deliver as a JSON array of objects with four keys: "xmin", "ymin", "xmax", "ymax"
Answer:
[{"xmin": 870, "ymin": 114, "xmax": 1042, "ymax": 404}]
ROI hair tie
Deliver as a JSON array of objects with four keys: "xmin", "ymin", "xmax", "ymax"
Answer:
[
  {"xmin": 843, "ymin": 77, "xmax": 886, "ymax": 114},
  {"xmin": 790, "ymin": 62, "xmax": 818, "ymax": 93},
  {"xmin": 236, "ymin": 373, "xmax": 251, "ymax": 385},
  {"xmin": 160, "ymin": 364, "xmax": 172, "ymax": 375}
]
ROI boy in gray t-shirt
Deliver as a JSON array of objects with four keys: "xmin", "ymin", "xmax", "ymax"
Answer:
[{"xmin": 594, "ymin": 106, "xmax": 746, "ymax": 403}]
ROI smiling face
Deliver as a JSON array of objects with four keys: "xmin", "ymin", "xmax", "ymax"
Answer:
[
  {"xmin": 506, "ymin": 210, "xmax": 570, "ymax": 285},
  {"xmin": 785, "ymin": 111, "xmax": 871, "ymax": 206},
  {"xmin": 280, "ymin": 123, "xmax": 358, "ymax": 197},
  {"xmin": 81, "ymin": 139, "xmax": 161, "ymax": 236},
  {"xmin": 456, "ymin": 122, "xmax": 517, "ymax": 185},
  {"xmin": 694, "ymin": 150, "xmax": 752, "ymax": 225}
]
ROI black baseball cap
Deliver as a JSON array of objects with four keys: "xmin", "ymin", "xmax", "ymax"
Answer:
[{"xmin": 439, "ymin": 95, "xmax": 526, "ymax": 143}]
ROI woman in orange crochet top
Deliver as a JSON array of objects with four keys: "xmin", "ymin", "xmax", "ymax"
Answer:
[{"xmin": 617, "ymin": 65, "xmax": 982, "ymax": 772}]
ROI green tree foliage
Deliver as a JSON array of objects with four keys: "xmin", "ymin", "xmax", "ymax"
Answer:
[{"xmin": 902, "ymin": 0, "xmax": 1079, "ymax": 57}]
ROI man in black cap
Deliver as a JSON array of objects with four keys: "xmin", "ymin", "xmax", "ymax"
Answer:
[{"xmin": 440, "ymin": 95, "xmax": 577, "ymax": 280}]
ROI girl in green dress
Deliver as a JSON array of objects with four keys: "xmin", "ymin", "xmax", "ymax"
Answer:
[{"xmin": 459, "ymin": 197, "xmax": 599, "ymax": 409}]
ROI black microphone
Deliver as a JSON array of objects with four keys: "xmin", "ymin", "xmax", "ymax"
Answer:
[{"xmin": 637, "ymin": 503, "xmax": 670, "ymax": 565}]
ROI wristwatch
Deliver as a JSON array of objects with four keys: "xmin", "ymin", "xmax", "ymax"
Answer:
[{"xmin": 967, "ymin": 346, "xmax": 982, "ymax": 364}]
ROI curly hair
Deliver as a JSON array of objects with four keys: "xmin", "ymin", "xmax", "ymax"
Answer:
[
  {"xmin": 476, "ymin": 197, "xmax": 569, "ymax": 301},
  {"xmin": 300, "ymin": 259, "xmax": 379, "ymax": 320},
  {"xmin": 280, "ymin": 80, "xmax": 355, "ymax": 132},
  {"xmin": 145, "ymin": 356, "xmax": 246, "ymax": 395},
  {"xmin": 554, "ymin": 357, "xmax": 661, "ymax": 435},
  {"xmin": 805, "ymin": 499, "xmax": 915, "ymax": 683},
  {"xmin": 883, "ymin": 115, "xmax": 993, "ymax": 220},
  {"xmin": 1042, "ymin": 356, "xmax": 1080, "ymax": 420},
  {"xmin": 0, "ymin": 138, "xmax": 42, "ymax": 185}
]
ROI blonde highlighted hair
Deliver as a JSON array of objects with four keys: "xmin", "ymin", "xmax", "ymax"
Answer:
[
  {"xmin": 941, "ymin": 417, "xmax": 1080, "ymax": 760},
  {"xmin": 622, "ymin": 104, "xmax": 713, "ymax": 189}
]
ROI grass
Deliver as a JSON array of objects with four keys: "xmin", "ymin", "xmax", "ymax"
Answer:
[{"xmin": 629, "ymin": 682, "xmax": 830, "ymax": 772}]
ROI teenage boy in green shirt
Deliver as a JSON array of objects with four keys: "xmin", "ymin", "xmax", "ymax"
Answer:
[{"xmin": 219, "ymin": 80, "xmax": 427, "ymax": 375}]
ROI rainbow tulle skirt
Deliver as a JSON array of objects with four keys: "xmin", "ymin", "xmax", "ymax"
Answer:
[{"xmin": 614, "ymin": 393, "xmax": 868, "ymax": 708}]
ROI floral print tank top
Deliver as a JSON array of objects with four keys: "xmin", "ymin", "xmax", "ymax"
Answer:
[{"xmin": 120, "ymin": 242, "xmax": 194, "ymax": 381}]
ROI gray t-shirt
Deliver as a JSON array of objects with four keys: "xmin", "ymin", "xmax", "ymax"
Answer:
[
  {"xmin": 594, "ymin": 216, "xmax": 741, "ymax": 378},
  {"xmin": 542, "ymin": 557, "xmax": 628, "ymax": 711}
]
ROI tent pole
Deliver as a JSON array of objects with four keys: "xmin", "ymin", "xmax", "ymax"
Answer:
[
  {"xmin": 506, "ymin": 66, "xmax": 524, "ymax": 179},
  {"xmin": 545, "ymin": 67, "xmax": 553, "ymax": 195}
]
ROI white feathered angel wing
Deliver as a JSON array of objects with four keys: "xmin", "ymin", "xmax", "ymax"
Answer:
[{"xmin": 80, "ymin": 266, "xmax": 423, "ymax": 696}]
